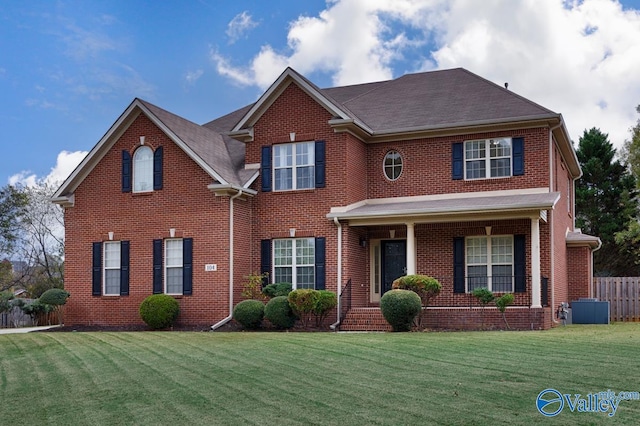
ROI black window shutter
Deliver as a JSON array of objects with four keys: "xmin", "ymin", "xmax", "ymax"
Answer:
[
  {"xmin": 122, "ymin": 150, "xmax": 132, "ymax": 192},
  {"xmin": 153, "ymin": 239, "xmax": 163, "ymax": 294},
  {"xmin": 260, "ymin": 239, "xmax": 272, "ymax": 287},
  {"xmin": 92, "ymin": 242, "xmax": 102, "ymax": 296},
  {"xmin": 514, "ymin": 234, "xmax": 526, "ymax": 292},
  {"xmin": 315, "ymin": 140, "xmax": 326, "ymax": 188},
  {"xmin": 452, "ymin": 142, "xmax": 463, "ymax": 180},
  {"xmin": 183, "ymin": 238, "xmax": 193, "ymax": 295},
  {"xmin": 153, "ymin": 146, "xmax": 163, "ymax": 190},
  {"xmin": 261, "ymin": 146, "xmax": 272, "ymax": 192},
  {"xmin": 120, "ymin": 241, "xmax": 130, "ymax": 296},
  {"xmin": 453, "ymin": 237, "xmax": 465, "ymax": 293},
  {"xmin": 512, "ymin": 137, "xmax": 524, "ymax": 176},
  {"xmin": 315, "ymin": 237, "xmax": 326, "ymax": 290}
]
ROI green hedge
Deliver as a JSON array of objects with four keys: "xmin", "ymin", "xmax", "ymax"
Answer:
[
  {"xmin": 264, "ymin": 296, "xmax": 297, "ymax": 329},
  {"xmin": 139, "ymin": 294, "xmax": 180, "ymax": 330},
  {"xmin": 233, "ymin": 299, "xmax": 265, "ymax": 330},
  {"xmin": 380, "ymin": 289, "xmax": 422, "ymax": 332},
  {"xmin": 262, "ymin": 282, "xmax": 292, "ymax": 298}
]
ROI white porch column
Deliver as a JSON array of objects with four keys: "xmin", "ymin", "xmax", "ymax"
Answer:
[
  {"xmin": 406, "ymin": 222, "xmax": 416, "ymax": 275},
  {"xmin": 531, "ymin": 217, "xmax": 542, "ymax": 308}
]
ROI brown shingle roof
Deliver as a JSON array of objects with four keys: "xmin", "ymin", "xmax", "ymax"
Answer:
[{"xmin": 321, "ymin": 68, "xmax": 558, "ymax": 133}]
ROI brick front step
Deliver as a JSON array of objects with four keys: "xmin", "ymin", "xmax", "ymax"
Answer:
[
  {"xmin": 339, "ymin": 306, "xmax": 553, "ymax": 331},
  {"xmin": 339, "ymin": 308, "xmax": 391, "ymax": 331}
]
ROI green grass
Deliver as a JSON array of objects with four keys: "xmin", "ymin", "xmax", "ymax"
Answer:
[{"xmin": 1, "ymin": 324, "xmax": 640, "ymax": 425}]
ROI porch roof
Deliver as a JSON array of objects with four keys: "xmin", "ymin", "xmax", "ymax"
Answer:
[{"xmin": 327, "ymin": 190, "xmax": 560, "ymax": 224}]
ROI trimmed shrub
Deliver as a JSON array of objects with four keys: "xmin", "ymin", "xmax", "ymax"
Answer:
[
  {"xmin": 288, "ymin": 289, "xmax": 318, "ymax": 328},
  {"xmin": 262, "ymin": 282, "xmax": 292, "ymax": 298},
  {"xmin": 313, "ymin": 290, "xmax": 337, "ymax": 327},
  {"xmin": 39, "ymin": 288, "xmax": 70, "ymax": 306},
  {"xmin": 139, "ymin": 294, "xmax": 180, "ymax": 330},
  {"xmin": 392, "ymin": 275, "xmax": 441, "ymax": 307},
  {"xmin": 472, "ymin": 287, "xmax": 495, "ymax": 329},
  {"xmin": 264, "ymin": 296, "xmax": 296, "ymax": 329},
  {"xmin": 380, "ymin": 289, "xmax": 422, "ymax": 332},
  {"xmin": 233, "ymin": 299, "xmax": 265, "ymax": 330}
]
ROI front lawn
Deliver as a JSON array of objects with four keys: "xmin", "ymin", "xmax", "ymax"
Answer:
[{"xmin": 1, "ymin": 324, "xmax": 639, "ymax": 425}]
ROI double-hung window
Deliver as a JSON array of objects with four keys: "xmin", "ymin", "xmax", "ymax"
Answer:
[
  {"xmin": 165, "ymin": 239, "xmax": 184, "ymax": 295},
  {"xmin": 92, "ymin": 241, "xmax": 129, "ymax": 296},
  {"xmin": 103, "ymin": 242, "xmax": 121, "ymax": 296},
  {"xmin": 466, "ymin": 236, "xmax": 514, "ymax": 292},
  {"xmin": 274, "ymin": 142, "xmax": 315, "ymax": 190},
  {"xmin": 273, "ymin": 238, "xmax": 315, "ymax": 289},
  {"xmin": 153, "ymin": 238, "xmax": 193, "ymax": 296},
  {"xmin": 465, "ymin": 138, "xmax": 512, "ymax": 179}
]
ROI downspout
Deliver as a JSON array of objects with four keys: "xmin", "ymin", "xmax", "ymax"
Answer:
[
  {"xmin": 330, "ymin": 217, "xmax": 343, "ymax": 330},
  {"xmin": 549, "ymin": 120, "xmax": 563, "ymax": 324},
  {"xmin": 211, "ymin": 189, "xmax": 244, "ymax": 330}
]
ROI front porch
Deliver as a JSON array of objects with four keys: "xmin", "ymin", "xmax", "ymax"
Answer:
[{"xmin": 337, "ymin": 278, "xmax": 553, "ymax": 331}]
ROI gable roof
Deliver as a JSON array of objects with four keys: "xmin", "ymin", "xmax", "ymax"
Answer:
[{"xmin": 53, "ymin": 98, "xmax": 258, "ymax": 205}]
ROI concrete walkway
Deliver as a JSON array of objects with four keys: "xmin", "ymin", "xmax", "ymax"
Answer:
[{"xmin": 0, "ymin": 325, "xmax": 61, "ymax": 334}]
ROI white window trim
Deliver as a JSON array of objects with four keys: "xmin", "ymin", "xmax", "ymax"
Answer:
[
  {"xmin": 273, "ymin": 142, "xmax": 315, "ymax": 191},
  {"xmin": 164, "ymin": 238, "xmax": 183, "ymax": 295},
  {"xmin": 103, "ymin": 241, "xmax": 121, "ymax": 296},
  {"xmin": 464, "ymin": 138, "xmax": 512, "ymax": 180},
  {"xmin": 465, "ymin": 235, "xmax": 514, "ymax": 293},
  {"xmin": 133, "ymin": 146, "xmax": 154, "ymax": 193},
  {"xmin": 273, "ymin": 238, "xmax": 315, "ymax": 289},
  {"xmin": 383, "ymin": 150, "xmax": 403, "ymax": 181}
]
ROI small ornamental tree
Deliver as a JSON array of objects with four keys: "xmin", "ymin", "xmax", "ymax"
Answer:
[
  {"xmin": 392, "ymin": 275, "xmax": 442, "ymax": 327},
  {"xmin": 241, "ymin": 272, "xmax": 268, "ymax": 301},
  {"xmin": 472, "ymin": 287, "xmax": 495, "ymax": 329},
  {"xmin": 380, "ymin": 289, "xmax": 422, "ymax": 332},
  {"xmin": 139, "ymin": 294, "xmax": 180, "ymax": 329},
  {"xmin": 288, "ymin": 289, "xmax": 319, "ymax": 328},
  {"xmin": 313, "ymin": 290, "xmax": 337, "ymax": 327},
  {"xmin": 495, "ymin": 293, "xmax": 515, "ymax": 329},
  {"xmin": 39, "ymin": 288, "xmax": 70, "ymax": 325}
]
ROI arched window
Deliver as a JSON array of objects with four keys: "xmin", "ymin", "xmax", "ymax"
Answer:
[
  {"xmin": 383, "ymin": 150, "xmax": 402, "ymax": 181},
  {"xmin": 133, "ymin": 146, "xmax": 153, "ymax": 192}
]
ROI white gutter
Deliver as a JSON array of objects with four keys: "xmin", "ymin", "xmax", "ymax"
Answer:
[
  {"xmin": 211, "ymin": 189, "xmax": 244, "ymax": 330},
  {"xmin": 330, "ymin": 217, "xmax": 343, "ymax": 331},
  {"xmin": 548, "ymin": 120, "xmax": 563, "ymax": 324}
]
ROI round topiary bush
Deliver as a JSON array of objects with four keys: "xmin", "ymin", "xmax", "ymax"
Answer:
[
  {"xmin": 139, "ymin": 294, "xmax": 180, "ymax": 330},
  {"xmin": 39, "ymin": 288, "xmax": 70, "ymax": 306},
  {"xmin": 264, "ymin": 296, "xmax": 296, "ymax": 329},
  {"xmin": 233, "ymin": 299, "xmax": 265, "ymax": 330},
  {"xmin": 380, "ymin": 289, "xmax": 422, "ymax": 332}
]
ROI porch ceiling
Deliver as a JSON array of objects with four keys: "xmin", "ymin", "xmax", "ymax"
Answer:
[{"xmin": 327, "ymin": 190, "xmax": 560, "ymax": 225}]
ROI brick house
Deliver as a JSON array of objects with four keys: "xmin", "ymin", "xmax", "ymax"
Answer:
[{"xmin": 53, "ymin": 67, "xmax": 600, "ymax": 330}]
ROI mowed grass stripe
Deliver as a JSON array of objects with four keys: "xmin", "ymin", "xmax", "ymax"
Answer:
[{"xmin": 1, "ymin": 324, "xmax": 640, "ymax": 425}]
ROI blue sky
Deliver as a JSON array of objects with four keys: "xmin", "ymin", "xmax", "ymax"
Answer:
[{"xmin": 2, "ymin": 0, "xmax": 640, "ymax": 185}]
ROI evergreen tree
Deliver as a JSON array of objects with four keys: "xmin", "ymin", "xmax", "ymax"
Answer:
[
  {"xmin": 621, "ymin": 105, "xmax": 640, "ymax": 187},
  {"xmin": 575, "ymin": 128, "xmax": 639, "ymax": 276}
]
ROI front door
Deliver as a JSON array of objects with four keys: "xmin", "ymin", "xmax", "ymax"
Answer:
[{"xmin": 381, "ymin": 240, "xmax": 407, "ymax": 295}]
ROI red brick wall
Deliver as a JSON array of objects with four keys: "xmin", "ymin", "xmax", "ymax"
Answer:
[
  {"xmin": 64, "ymin": 113, "xmax": 237, "ymax": 327},
  {"xmin": 567, "ymin": 246, "xmax": 593, "ymax": 301},
  {"xmin": 367, "ymin": 128, "xmax": 550, "ymax": 199}
]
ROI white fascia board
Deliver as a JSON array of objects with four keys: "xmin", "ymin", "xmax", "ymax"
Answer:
[
  {"xmin": 231, "ymin": 68, "xmax": 357, "ymax": 133},
  {"xmin": 53, "ymin": 99, "xmax": 143, "ymax": 199}
]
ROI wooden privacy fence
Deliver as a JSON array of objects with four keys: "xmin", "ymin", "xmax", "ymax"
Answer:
[{"xmin": 593, "ymin": 277, "xmax": 640, "ymax": 322}]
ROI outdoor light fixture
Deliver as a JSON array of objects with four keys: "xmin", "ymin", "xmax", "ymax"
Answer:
[{"xmin": 359, "ymin": 237, "xmax": 367, "ymax": 247}]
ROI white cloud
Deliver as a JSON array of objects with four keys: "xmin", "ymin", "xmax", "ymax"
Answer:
[
  {"xmin": 212, "ymin": 0, "xmax": 640, "ymax": 148},
  {"xmin": 9, "ymin": 150, "xmax": 87, "ymax": 187},
  {"xmin": 184, "ymin": 69, "xmax": 204, "ymax": 86},
  {"xmin": 226, "ymin": 11, "xmax": 259, "ymax": 44}
]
